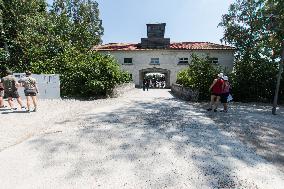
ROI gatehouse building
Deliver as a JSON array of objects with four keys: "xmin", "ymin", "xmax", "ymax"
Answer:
[{"xmin": 94, "ymin": 23, "xmax": 235, "ymax": 88}]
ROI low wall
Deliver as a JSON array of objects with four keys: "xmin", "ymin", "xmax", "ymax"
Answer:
[
  {"xmin": 110, "ymin": 83, "xmax": 135, "ymax": 98},
  {"xmin": 171, "ymin": 84, "xmax": 199, "ymax": 101},
  {"xmin": 14, "ymin": 73, "xmax": 60, "ymax": 99}
]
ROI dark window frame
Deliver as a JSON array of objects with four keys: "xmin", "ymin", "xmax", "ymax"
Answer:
[
  {"xmin": 178, "ymin": 57, "xmax": 189, "ymax": 64},
  {"xmin": 150, "ymin": 58, "xmax": 160, "ymax": 65},
  {"xmin": 124, "ymin": 58, "xmax": 133, "ymax": 64},
  {"xmin": 209, "ymin": 57, "xmax": 219, "ymax": 64}
]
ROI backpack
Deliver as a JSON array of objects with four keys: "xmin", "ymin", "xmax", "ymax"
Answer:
[
  {"xmin": 0, "ymin": 83, "xmax": 3, "ymax": 91},
  {"xmin": 3, "ymin": 77, "xmax": 16, "ymax": 92}
]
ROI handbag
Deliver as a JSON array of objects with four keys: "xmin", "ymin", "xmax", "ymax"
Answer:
[{"xmin": 227, "ymin": 94, "xmax": 233, "ymax": 102}]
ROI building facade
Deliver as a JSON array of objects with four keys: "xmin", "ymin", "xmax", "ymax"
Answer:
[{"xmin": 94, "ymin": 23, "xmax": 235, "ymax": 88}]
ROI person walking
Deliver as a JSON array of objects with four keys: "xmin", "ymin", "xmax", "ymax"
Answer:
[
  {"xmin": 146, "ymin": 79, "xmax": 150, "ymax": 91},
  {"xmin": 0, "ymin": 70, "xmax": 25, "ymax": 110},
  {"xmin": 0, "ymin": 82, "xmax": 5, "ymax": 108},
  {"xmin": 207, "ymin": 73, "xmax": 224, "ymax": 112},
  {"xmin": 19, "ymin": 71, "xmax": 39, "ymax": 112},
  {"xmin": 220, "ymin": 76, "xmax": 230, "ymax": 113},
  {"xmin": 142, "ymin": 78, "xmax": 146, "ymax": 91}
]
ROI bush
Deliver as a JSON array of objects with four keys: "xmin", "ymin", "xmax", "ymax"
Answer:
[
  {"xmin": 176, "ymin": 54, "xmax": 221, "ymax": 100},
  {"xmin": 31, "ymin": 48, "xmax": 131, "ymax": 97},
  {"xmin": 230, "ymin": 60, "xmax": 279, "ymax": 102}
]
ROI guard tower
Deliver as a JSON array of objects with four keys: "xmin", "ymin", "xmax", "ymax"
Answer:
[{"xmin": 141, "ymin": 23, "xmax": 170, "ymax": 49}]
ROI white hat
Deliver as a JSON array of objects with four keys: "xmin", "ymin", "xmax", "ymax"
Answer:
[
  {"xmin": 218, "ymin": 73, "xmax": 223, "ymax": 78},
  {"xmin": 223, "ymin": 76, "xmax": 228, "ymax": 81}
]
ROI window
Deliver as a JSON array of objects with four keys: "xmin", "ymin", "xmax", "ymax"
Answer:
[
  {"xmin": 124, "ymin": 58, "xmax": 133, "ymax": 64},
  {"xmin": 150, "ymin": 58, "xmax": 160, "ymax": 65},
  {"xmin": 178, "ymin": 57, "xmax": 189, "ymax": 64},
  {"xmin": 209, "ymin": 57, "xmax": 219, "ymax": 64}
]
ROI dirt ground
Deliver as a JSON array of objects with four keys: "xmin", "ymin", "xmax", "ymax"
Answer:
[{"xmin": 0, "ymin": 89, "xmax": 283, "ymax": 189}]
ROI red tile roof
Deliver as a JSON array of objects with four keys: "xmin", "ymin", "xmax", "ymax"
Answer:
[{"xmin": 93, "ymin": 42, "xmax": 235, "ymax": 51}]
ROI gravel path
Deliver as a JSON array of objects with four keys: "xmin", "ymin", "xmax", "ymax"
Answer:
[{"xmin": 0, "ymin": 89, "xmax": 283, "ymax": 189}]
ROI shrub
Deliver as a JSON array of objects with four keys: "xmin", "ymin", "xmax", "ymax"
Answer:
[
  {"xmin": 31, "ymin": 48, "xmax": 131, "ymax": 97},
  {"xmin": 176, "ymin": 54, "xmax": 221, "ymax": 100},
  {"xmin": 230, "ymin": 60, "xmax": 279, "ymax": 102}
]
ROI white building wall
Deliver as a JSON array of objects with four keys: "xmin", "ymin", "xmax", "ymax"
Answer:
[{"xmin": 100, "ymin": 50, "xmax": 234, "ymax": 87}]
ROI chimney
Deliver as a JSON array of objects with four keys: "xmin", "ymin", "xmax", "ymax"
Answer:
[{"xmin": 141, "ymin": 23, "xmax": 170, "ymax": 49}]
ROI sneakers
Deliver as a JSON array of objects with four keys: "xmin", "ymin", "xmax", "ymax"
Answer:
[
  {"xmin": 26, "ymin": 107, "xmax": 37, "ymax": 112},
  {"xmin": 207, "ymin": 108, "xmax": 218, "ymax": 112}
]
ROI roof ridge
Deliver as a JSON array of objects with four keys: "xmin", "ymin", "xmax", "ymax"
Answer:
[{"xmin": 93, "ymin": 41, "xmax": 235, "ymax": 50}]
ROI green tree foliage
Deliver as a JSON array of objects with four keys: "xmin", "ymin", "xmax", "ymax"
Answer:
[
  {"xmin": 30, "ymin": 48, "xmax": 132, "ymax": 97},
  {"xmin": 219, "ymin": 0, "xmax": 284, "ymax": 102},
  {"xmin": 0, "ymin": 0, "xmax": 47, "ymax": 72},
  {"xmin": 0, "ymin": 0, "xmax": 131, "ymax": 97},
  {"xmin": 50, "ymin": 0, "xmax": 103, "ymax": 52},
  {"xmin": 176, "ymin": 55, "xmax": 221, "ymax": 100},
  {"xmin": 231, "ymin": 60, "xmax": 278, "ymax": 102}
]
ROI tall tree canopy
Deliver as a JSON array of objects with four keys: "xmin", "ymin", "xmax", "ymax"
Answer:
[
  {"xmin": 0, "ymin": 0, "xmax": 131, "ymax": 97},
  {"xmin": 0, "ymin": 0, "xmax": 48, "ymax": 72},
  {"xmin": 219, "ymin": 0, "xmax": 284, "ymax": 102},
  {"xmin": 50, "ymin": 0, "xmax": 103, "ymax": 51},
  {"xmin": 219, "ymin": 0, "xmax": 284, "ymax": 63},
  {"xmin": 0, "ymin": 0, "xmax": 104, "ymax": 74}
]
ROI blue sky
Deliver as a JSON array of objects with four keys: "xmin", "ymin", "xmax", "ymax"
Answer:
[{"xmin": 47, "ymin": 0, "xmax": 234, "ymax": 44}]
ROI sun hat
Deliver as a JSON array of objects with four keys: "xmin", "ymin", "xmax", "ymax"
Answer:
[
  {"xmin": 223, "ymin": 76, "xmax": 228, "ymax": 81},
  {"xmin": 218, "ymin": 73, "xmax": 223, "ymax": 78},
  {"xmin": 25, "ymin": 71, "xmax": 32, "ymax": 76},
  {"xmin": 6, "ymin": 69, "xmax": 13, "ymax": 75}
]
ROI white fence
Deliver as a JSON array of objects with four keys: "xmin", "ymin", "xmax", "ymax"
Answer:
[{"xmin": 13, "ymin": 73, "xmax": 60, "ymax": 99}]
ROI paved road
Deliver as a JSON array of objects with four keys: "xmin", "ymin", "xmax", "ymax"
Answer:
[{"xmin": 0, "ymin": 89, "xmax": 283, "ymax": 189}]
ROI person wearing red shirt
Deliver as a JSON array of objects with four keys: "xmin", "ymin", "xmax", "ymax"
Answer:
[{"xmin": 207, "ymin": 73, "xmax": 224, "ymax": 112}]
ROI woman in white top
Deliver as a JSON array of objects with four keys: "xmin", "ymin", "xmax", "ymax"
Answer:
[{"xmin": 220, "ymin": 76, "xmax": 231, "ymax": 112}]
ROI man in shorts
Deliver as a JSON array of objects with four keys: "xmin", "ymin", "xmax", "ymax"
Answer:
[
  {"xmin": 19, "ymin": 71, "xmax": 39, "ymax": 112},
  {"xmin": 1, "ymin": 70, "xmax": 25, "ymax": 110}
]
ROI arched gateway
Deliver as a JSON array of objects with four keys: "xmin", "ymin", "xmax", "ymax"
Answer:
[
  {"xmin": 93, "ymin": 23, "xmax": 235, "ymax": 88},
  {"xmin": 139, "ymin": 68, "xmax": 170, "ymax": 88}
]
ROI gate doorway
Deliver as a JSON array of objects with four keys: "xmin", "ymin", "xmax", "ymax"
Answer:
[
  {"xmin": 139, "ymin": 68, "xmax": 170, "ymax": 88},
  {"xmin": 145, "ymin": 73, "xmax": 166, "ymax": 88}
]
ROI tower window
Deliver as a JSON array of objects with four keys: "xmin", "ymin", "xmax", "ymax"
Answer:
[{"xmin": 150, "ymin": 58, "xmax": 160, "ymax": 65}]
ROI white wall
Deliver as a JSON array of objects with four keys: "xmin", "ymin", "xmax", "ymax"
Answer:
[
  {"xmin": 101, "ymin": 50, "xmax": 234, "ymax": 86},
  {"xmin": 13, "ymin": 73, "xmax": 60, "ymax": 99}
]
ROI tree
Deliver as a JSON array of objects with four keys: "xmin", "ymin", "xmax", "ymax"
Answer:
[
  {"xmin": 219, "ymin": 0, "xmax": 284, "ymax": 102},
  {"xmin": 0, "ymin": 0, "xmax": 131, "ymax": 98},
  {"xmin": 50, "ymin": 0, "xmax": 103, "ymax": 52},
  {"xmin": 0, "ymin": 0, "xmax": 48, "ymax": 72}
]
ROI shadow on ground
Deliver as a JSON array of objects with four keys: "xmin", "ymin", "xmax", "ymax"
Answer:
[
  {"xmin": 28, "ymin": 93, "xmax": 282, "ymax": 188},
  {"xmin": 196, "ymin": 102, "xmax": 284, "ymax": 170}
]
